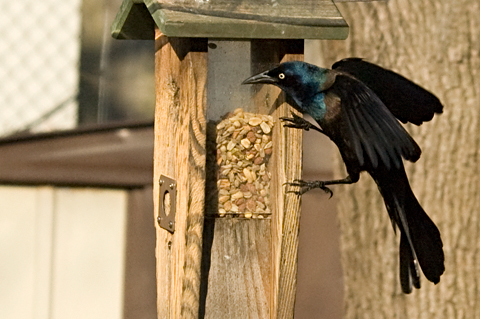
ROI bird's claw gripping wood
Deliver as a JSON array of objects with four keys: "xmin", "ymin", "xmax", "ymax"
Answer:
[
  {"xmin": 280, "ymin": 112, "xmax": 324, "ymax": 134},
  {"xmin": 285, "ymin": 179, "xmax": 334, "ymax": 198}
]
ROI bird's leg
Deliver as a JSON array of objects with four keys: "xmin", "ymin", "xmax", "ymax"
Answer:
[
  {"xmin": 286, "ymin": 175, "xmax": 356, "ymax": 197},
  {"xmin": 280, "ymin": 112, "xmax": 325, "ymax": 134}
]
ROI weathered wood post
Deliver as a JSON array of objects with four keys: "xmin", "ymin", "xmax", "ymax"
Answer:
[{"xmin": 112, "ymin": 1, "xmax": 348, "ymax": 318}]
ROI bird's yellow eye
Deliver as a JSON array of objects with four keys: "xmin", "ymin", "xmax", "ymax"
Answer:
[{"xmin": 278, "ymin": 73, "xmax": 285, "ymax": 79}]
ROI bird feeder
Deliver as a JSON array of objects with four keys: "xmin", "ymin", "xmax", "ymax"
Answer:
[{"xmin": 112, "ymin": 1, "xmax": 348, "ymax": 318}]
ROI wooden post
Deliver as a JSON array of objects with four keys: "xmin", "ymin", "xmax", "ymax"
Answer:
[
  {"xmin": 154, "ymin": 30, "xmax": 303, "ymax": 318},
  {"xmin": 250, "ymin": 40, "xmax": 304, "ymax": 319},
  {"xmin": 154, "ymin": 29, "xmax": 208, "ymax": 318}
]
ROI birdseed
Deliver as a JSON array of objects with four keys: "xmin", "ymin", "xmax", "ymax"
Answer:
[{"xmin": 205, "ymin": 108, "xmax": 274, "ymax": 218}]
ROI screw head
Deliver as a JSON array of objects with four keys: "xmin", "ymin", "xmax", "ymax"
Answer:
[{"xmin": 168, "ymin": 221, "xmax": 173, "ymax": 228}]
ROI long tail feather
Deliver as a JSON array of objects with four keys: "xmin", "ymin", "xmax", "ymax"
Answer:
[
  {"xmin": 400, "ymin": 233, "xmax": 421, "ymax": 293},
  {"xmin": 371, "ymin": 165, "xmax": 444, "ymax": 293}
]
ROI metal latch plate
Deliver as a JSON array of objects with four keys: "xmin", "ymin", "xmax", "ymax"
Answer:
[{"xmin": 158, "ymin": 175, "xmax": 176, "ymax": 233}]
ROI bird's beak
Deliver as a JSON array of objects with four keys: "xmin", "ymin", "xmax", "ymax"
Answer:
[{"xmin": 242, "ymin": 70, "xmax": 278, "ymax": 85}]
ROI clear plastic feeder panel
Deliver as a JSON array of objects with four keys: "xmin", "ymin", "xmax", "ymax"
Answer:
[{"xmin": 205, "ymin": 40, "xmax": 274, "ymax": 219}]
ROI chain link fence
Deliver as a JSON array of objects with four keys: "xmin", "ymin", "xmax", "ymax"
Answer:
[{"xmin": 0, "ymin": 0, "xmax": 81, "ymax": 136}]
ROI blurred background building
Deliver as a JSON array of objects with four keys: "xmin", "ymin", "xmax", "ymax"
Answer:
[{"xmin": 0, "ymin": 1, "xmax": 340, "ymax": 318}]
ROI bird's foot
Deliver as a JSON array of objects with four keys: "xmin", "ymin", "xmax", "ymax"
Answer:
[
  {"xmin": 280, "ymin": 113, "xmax": 324, "ymax": 133},
  {"xmin": 285, "ymin": 179, "xmax": 333, "ymax": 198}
]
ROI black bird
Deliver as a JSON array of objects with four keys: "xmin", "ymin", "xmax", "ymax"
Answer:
[{"xmin": 242, "ymin": 58, "xmax": 444, "ymax": 293}]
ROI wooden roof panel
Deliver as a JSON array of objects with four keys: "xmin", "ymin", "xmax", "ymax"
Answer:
[{"xmin": 112, "ymin": 0, "xmax": 348, "ymax": 40}]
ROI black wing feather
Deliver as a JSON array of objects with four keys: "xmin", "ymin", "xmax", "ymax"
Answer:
[
  {"xmin": 360, "ymin": 98, "xmax": 420, "ymax": 163},
  {"xmin": 353, "ymin": 98, "xmax": 401, "ymax": 169},
  {"xmin": 357, "ymin": 102, "xmax": 403, "ymax": 168},
  {"xmin": 351, "ymin": 102, "xmax": 397, "ymax": 170},
  {"xmin": 323, "ymin": 74, "xmax": 421, "ymax": 170},
  {"xmin": 332, "ymin": 58, "xmax": 443, "ymax": 125},
  {"xmin": 346, "ymin": 105, "xmax": 379, "ymax": 168},
  {"xmin": 343, "ymin": 112, "xmax": 365, "ymax": 167}
]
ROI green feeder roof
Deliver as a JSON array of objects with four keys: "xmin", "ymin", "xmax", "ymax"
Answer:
[{"xmin": 112, "ymin": 0, "xmax": 349, "ymax": 40}]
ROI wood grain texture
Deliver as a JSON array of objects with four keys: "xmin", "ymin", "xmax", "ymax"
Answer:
[
  {"xmin": 155, "ymin": 36, "xmax": 304, "ymax": 318},
  {"xmin": 146, "ymin": 0, "xmax": 346, "ymax": 26},
  {"xmin": 315, "ymin": 0, "xmax": 480, "ymax": 317},
  {"xmin": 154, "ymin": 30, "xmax": 207, "ymax": 319},
  {"xmin": 267, "ymin": 55, "xmax": 304, "ymax": 319},
  {"xmin": 200, "ymin": 41, "xmax": 304, "ymax": 319},
  {"xmin": 249, "ymin": 42, "xmax": 304, "ymax": 319},
  {"xmin": 203, "ymin": 219, "xmax": 272, "ymax": 319}
]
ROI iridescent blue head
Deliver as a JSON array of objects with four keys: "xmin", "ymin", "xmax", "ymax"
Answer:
[{"xmin": 242, "ymin": 61, "xmax": 332, "ymax": 112}]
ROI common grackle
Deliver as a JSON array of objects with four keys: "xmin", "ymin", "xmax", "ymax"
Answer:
[{"xmin": 242, "ymin": 59, "xmax": 444, "ymax": 293}]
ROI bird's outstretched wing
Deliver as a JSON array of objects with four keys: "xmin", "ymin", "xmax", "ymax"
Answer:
[
  {"xmin": 332, "ymin": 58, "xmax": 443, "ymax": 125},
  {"xmin": 322, "ymin": 73, "xmax": 421, "ymax": 170}
]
